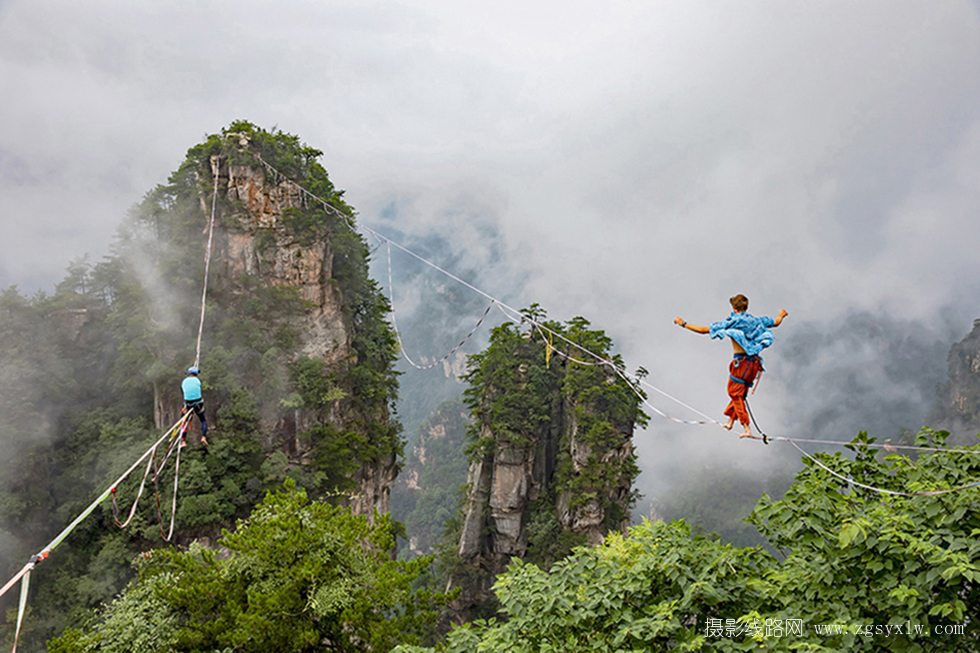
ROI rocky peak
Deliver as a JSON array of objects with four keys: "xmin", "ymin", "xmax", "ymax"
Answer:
[
  {"xmin": 155, "ymin": 137, "xmax": 398, "ymax": 517},
  {"xmin": 449, "ymin": 319, "xmax": 643, "ymax": 617},
  {"xmin": 215, "ymin": 155, "xmax": 350, "ymax": 366},
  {"xmin": 930, "ymin": 318, "xmax": 980, "ymax": 443}
]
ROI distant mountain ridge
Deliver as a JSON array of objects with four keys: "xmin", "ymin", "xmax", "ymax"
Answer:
[{"xmin": 930, "ymin": 318, "xmax": 980, "ymax": 443}]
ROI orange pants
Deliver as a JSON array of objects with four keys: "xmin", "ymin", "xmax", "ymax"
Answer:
[{"xmin": 724, "ymin": 355, "xmax": 762, "ymax": 425}]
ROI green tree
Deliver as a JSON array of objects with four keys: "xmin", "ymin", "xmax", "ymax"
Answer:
[
  {"xmin": 399, "ymin": 428, "xmax": 980, "ymax": 652},
  {"xmin": 49, "ymin": 482, "xmax": 444, "ymax": 653},
  {"xmin": 459, "ymin": 308, "xmax": 647, "ymax": 568},
  {"xmin": 397, "ymin": 519, "xmax": 766, "ymax": 653},
  {"xmin": 1, "ymin": 122, "xmax": 403, "ymax": 650},
  {"xmin": 746, "ymin": 428, "xmax": 980, "ymax": 651}
]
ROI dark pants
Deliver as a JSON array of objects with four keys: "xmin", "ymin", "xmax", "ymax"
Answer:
[{"xmin": 184, "ymin": 399, "xmax": 207, "ymax": 437}]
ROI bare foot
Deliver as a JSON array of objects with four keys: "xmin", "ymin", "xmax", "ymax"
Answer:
[
  {"xmin": 738, "ymin": 429, "xmax": 754, "ymax": 439},
  {"xmin": 724, "ymin": 418, "xmax": 735, "ymax": 431},
  {"xmin": 201, "ymin": 436, "xmax": 209, "ymax": 447}
]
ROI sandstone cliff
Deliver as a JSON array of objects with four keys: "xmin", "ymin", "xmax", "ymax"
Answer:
[
  {"xmin": 930, "ymin": 319, "xmax": 980, "ymax": 444},
  {"xmin": 449, "ymin": 318, "xmax": 643, "ymax": 615},
  {"xmin": 153, "ymin": 130, "xmax": 399, "ymax": 516}
]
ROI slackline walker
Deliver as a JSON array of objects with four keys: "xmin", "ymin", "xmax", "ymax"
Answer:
[
  {"xmin": 252, "ymin": 149, "xmax": 980, "ymax": 499},
  {"xmin": 10, "ymin": 138, "xmax": 980, "ymax": 653},
  {"xmin": 0, "ymin": 158, "xmax": 223, "ymax": 653},
  {"xmin": 267, "ymin": 151, "xmax": 722, "ymax": 428},
  {"xmin": 675, "ymin": 294, "xmax": 790, "ymax": 441}
]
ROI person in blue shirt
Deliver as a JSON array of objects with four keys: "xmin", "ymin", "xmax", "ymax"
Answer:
[
  {"xmin": 181, "ymin": 366, "xmax": 209, "ymax": 446},
  {"xmin": 675, "ymin": 294, "xmax": 788, "ymax": 440}
]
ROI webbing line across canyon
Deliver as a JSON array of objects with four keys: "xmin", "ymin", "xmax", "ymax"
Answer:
[{"xmin": 253, "ymin": 151, "xmax": 980, "ymax": 497}]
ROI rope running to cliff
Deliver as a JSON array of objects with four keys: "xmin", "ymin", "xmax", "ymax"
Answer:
[
  {"xmin": 0, "ymin": 413, "xmax": 191, "ymax": 653},
  {"xmin": 253, "ymin": 156, "xmax": 682, "ymax": 401},
  {"xmin": 1, "ymin": 164, "xmax": 224, "ymax": 652},
  {"xmin": 250, "ymin": 153, "xmax": 980, "ymax": 497},
  {"xmin": 378, "ymin": 235, "xmax": 494, "ymax": 370},
  {"xmin": 194, "ymin": 162, "xmax": 221, "ymax": 369}
]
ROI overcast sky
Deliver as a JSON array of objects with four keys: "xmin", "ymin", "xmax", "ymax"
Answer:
[{"xmin": 3, "ymin": 1, "xmax": 980, "ymax": 506}]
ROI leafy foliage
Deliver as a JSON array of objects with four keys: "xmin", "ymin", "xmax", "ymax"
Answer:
[
  {"xmin": 49, "ymin": 482, "xmax": 446, "ymax": 652},
  {"xmin": 744, "ymin": 428, "xmax": 980, "ymax": 651},
  {"xmin": 460, "ymin": 307, "xmax": 647, "ymax": 567},
  {"xmin": 394, "ymin": 400, "xmax": 473, "ymax": 558},
  {"xmin": 401, "ymin": 428, "xmax": 980, "ymax": 652}
]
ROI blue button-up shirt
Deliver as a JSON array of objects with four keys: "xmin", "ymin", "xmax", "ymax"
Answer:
[{"xmin": 709, "ymin": 312, "xmax": 776, "ymax": 356}]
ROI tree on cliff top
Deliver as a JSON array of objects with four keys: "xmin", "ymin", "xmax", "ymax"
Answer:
[{"xmin": 441, "ymin": 306, "xmax": 648, "ymax": 623}]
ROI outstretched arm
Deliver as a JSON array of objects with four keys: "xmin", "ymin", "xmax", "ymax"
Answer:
[
  {"xmin": 674, "ymin": 316, "xmax": 710, "ymax": 334},
  {"xmin": 773, "ymin": 309, "xmax": 789, "ymax": 327}
]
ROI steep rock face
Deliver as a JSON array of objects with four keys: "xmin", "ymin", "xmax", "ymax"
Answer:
[
  {"xmin": 393, "ymin": 400, "xmax": 471, "ymax": 557},
  {"xmin": 217, "ymin": 159, "xmax": 350, "ymax": 365},
  {"xmin": 451, "ymin": 323, "xmax": 641, "ymax": 616},
  {"xmin": 456, "ymin": 393, "xmax": 632, "ymax": 570},
  {"xmin": 155, "ymin": 151, "xmax": 396, "ymax": 516},
  {"xmin": 930, "ymin": 319, "xmax": 980, "ymax": 442},
  {"xmin": 557, "ymin": 396, "xmax": 634, "ymax": 543}
]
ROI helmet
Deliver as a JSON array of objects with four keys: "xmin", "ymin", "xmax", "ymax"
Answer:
[{"xmin": 186, "ymin": 366, "xmax": 200, "ymax": 375}]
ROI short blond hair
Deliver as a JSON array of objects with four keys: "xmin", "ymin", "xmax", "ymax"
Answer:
[{"xmin": 730, "ymin": 294, "xmax": 749, "ymax": 312}]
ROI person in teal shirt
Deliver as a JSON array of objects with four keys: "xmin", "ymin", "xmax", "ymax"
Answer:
[{"xmin": 181, "ymin": 366, "xmax": 208, "ymax": 445}]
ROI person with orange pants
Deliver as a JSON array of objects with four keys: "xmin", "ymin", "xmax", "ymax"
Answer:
[{"xmin": 674, "ymin": 294, "xmax": 788, "ymax": 440}]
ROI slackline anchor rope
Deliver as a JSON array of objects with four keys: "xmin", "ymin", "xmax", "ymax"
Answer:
[
  {"xmin": 1, "ymin": 157, "xmax": 223, "ymax": 653},
  {"xmin": 379, "ymin": 235, "xmax": 493, "ymax": 370},
  {"xmin": 745, "ymin": 398, "xmax": 770, "ymax": 445},
  {"xmin": 194, "ymin": 159, "xmax": 221, "ymax": 369},
  {"xmin": 252, "ymin": 149, "xmax": 980, "ymax": 460},
  {"xmin": 0, "ymin": 413, "xmax": 192, "ymax": 651}
]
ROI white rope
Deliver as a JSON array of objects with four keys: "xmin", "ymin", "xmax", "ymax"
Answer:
[
  {"xmin": 784, "ymin": 438, "xmax": 980, "ymax": 497},
  {"xmin": 0, "ymin": 414, "xmax": 189, "ymax": 652},
  {"xmin": 112, "ymin": 452, "xmax": 158, "ymax": 528},
  {"xmin": 250, "ymin": 153, "xmax": 980, "ymax": 460},
  {"xmin": 255, "ymin": 157, "xmax": 357, "ymax": 230},
  {"xmin": 770, "ymin": 435, "xmax": 980, "ymax": 456},
  {"xmin": 194, "ymin": 163, "xmax": 220, "ymax": 369},
  {"xmin": 253, "ymin": 153, "xmax": 742, "ymax": 426},
  {"xmin": 379, "ymin": 236, "xmax": 493, "ymax": 370},
  {"xmin": 160, "ymin": 435, "xmax": 184, "ymax": 542},
  {"xmin": 11, "ymin": 567, "xmax": 29, "ymax": 653}
]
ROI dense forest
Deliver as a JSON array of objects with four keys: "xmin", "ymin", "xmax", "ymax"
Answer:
[{"xmin": 3, "ymin": 123, "xmax": 980, "ymax": 652}]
